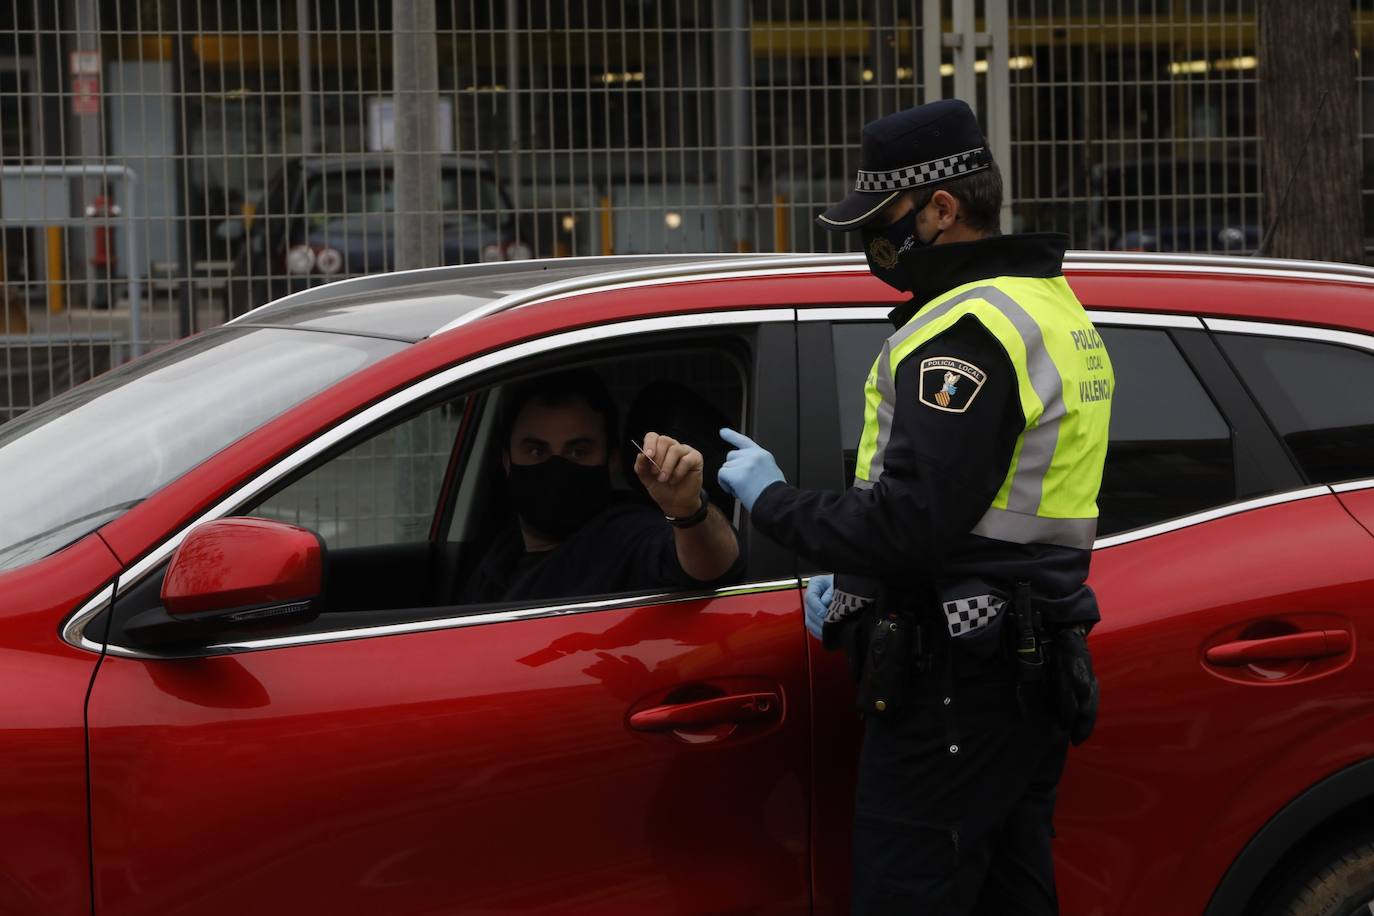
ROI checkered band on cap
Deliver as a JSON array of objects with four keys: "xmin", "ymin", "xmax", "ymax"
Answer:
[
  {"xmin": 854, "ymin": 147, "xmax": 990, "ymax": 193},
  {"xmin": 942, "ymin": 593, "xmax": 1006, "ymax": 639}
]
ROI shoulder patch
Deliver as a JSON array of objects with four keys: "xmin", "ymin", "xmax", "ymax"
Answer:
[{"xmin": 918, "ymin": 357, "xmax": 988, "ymax": 413}]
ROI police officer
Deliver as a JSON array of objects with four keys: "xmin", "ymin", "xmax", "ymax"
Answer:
[{"xmin": 717, "ymin": 99, "xmax": 1112, "ymax": 914}]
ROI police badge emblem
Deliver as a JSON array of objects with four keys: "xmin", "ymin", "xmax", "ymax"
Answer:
[
  {"xmin": 868, "ymin": 237, "xmax": 899, "ymax": 269},
  {"xmin": 918, "ymin": 357, "xmax": 987, "ymax": 413}
]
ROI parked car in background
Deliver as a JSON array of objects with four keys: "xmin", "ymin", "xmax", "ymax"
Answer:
[
  {"xmin": 3, "ymin": 252, "xmax": 1374, "ymax": 915},
  {"xmin": 1030, "ymin": 158, "xmax": 1262, "ymax": 254},
  {"xmin": 225, "ymin": 154, "xmax": 528, "ymax": 314}
]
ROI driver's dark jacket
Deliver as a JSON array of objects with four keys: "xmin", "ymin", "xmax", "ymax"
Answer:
[
  {"xmin": 750, "ymin": 233, "xmax": 1100, "ymax": 629},
  {"xmin": 461, "ymin": 496, "xmax": 745, "ymax": 605}
]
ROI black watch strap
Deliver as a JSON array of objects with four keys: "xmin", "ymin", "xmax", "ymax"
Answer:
[{"xmin": 666, "ymin": 489, "xmax": 711, "ymax": 528}]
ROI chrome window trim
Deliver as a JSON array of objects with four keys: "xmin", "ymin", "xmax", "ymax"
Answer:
[
  {"xmin": 798, "ymin": 306, "xmax": 890, "ymax": 322},
  {"xmin": 1067, "ymin": 262, "xmax": 1374, "ymax": 287},
  {"xmin": 1087, "ymin": 311, "xmax": 1204, "ymax": 329},
  {"xmin": 63, "ymin": 308, "xmax": 795, "ymax": 654},
  {"xmin": 1203, "ymin": 317, "xmax": 1374, "ymax": 354},
  {"xmin": 100, "ymin": 578, "xmax": 802, "ymax": 660},
  {"xmin": 1092, "ymin": 486, "xmax": 1332, "ymax": 550},
  {"xmin": 798, "ymin": 307, "xmax": 1204, "ymax": 329},
  {"xmin": 62, "ymin": 584, "xmax": 114, "ymax": 653},
  {"xmin": 1333, "ymin": 479, "xmax": 1374, "ymax": 494}
]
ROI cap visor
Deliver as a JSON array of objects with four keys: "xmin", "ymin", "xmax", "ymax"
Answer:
[{"xmin": 815, "ymin": 188, "xmax": 901, "ymax": 231}]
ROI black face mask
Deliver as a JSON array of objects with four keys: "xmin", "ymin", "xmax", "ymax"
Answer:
[
  {"xmin": 506, "ymin": 456, "xmax": 612, "ymax": 542},
  {"xmin": 861, "ymin": 205, "xmax": 943, "ymax": 293}
]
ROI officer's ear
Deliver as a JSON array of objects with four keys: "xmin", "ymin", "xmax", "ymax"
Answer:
[{"xmin": 927, "ymin": 189, "xmax": 961, "ymax": 230}]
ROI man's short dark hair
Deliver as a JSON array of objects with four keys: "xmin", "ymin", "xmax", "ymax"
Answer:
[
  {"xmin": 499, "ymin": 367, "xmax": 619, "ymax": 452},
  {"xmin": 913, "ymin": 160, "xmax": 1004, "ymax": 235}
]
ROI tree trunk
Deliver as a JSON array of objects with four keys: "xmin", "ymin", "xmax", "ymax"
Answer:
[{"xmin": 1257, "ymin": 0, "xmax": 1363, "ymax": 263}]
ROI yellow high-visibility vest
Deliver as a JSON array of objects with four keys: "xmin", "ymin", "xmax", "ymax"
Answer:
[{"xmin": 854, "ymin": 275, "xmax": 1114, "ymax": 549}]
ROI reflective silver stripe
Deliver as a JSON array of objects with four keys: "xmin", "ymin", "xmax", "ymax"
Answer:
[
  {"xmin": 975, "ymin": 286, "xmax": 1066, "ymax": 515},
  {"xmin": 852, "ymin": 477, "xmax": 876, "ymax": 490},
  {"xmin": 973, "ymin": 507, "xmax": 1096, "ymax": 549}
]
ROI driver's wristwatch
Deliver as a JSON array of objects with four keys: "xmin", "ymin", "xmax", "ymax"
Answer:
[{"xmin": 665, "ymin": 489, "xmax": 711, "ymax": 529}]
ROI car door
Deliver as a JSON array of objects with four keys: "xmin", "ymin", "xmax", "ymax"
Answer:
[
  {"xmin": 799, "ymin": 305, "xmax": 1374, "ymax": 916},
  {"xmin": 85, "ymin": 313, "xmax": 812, "ymax": 916}
]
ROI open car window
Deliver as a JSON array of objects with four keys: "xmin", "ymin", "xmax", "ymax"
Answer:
[{"xmin": 235, "ymin": 337, "xmax": 749, "ymax": 620}]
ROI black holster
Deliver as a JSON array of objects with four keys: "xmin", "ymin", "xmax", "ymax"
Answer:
[
  {"xmin": 854, "ymin": 609, "xmax": 925, "ymax": 720},
  {"xmin": 1009, "ymin": 582, "xmax": 1048, "ymax": 684}
]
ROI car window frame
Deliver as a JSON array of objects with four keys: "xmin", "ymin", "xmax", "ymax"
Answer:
[
  {"xmin": 70, "ymin": 308, "xmax": 801, "ymax": 660},
  {"xmin": 798, "ymin": 306, "xmax": 1314, "ymax": 555}
]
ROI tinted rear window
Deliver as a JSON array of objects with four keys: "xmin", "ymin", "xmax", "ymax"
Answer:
[{"xmin": 1217, "ymin": 333, "xmax": 1374, "ymax": 484}]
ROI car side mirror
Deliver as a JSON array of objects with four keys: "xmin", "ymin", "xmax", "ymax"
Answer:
[{"xmin": 124, "ymin": 518, "xmax": 324, "ymax": 650}]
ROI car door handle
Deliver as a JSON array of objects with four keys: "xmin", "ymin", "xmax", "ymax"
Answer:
[
  {"xmin": 1204, "ymin": 630, "xmax": 1351, "ymax": 666},
  {"xmin": 629, "ymin": 692, "xmax": 780, "ymax": 732}
]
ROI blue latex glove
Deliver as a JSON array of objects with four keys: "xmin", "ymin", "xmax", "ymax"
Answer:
[
  {"xmin": 804, "ymin": 574, "xmax": 834, "ymax": 640},
  {"xmin": 717, "ymin": 428, "xmax": 786, "ymax": 512}
]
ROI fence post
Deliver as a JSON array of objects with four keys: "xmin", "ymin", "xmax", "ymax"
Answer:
[{"xmin": 392, "ymin": 0, "xmax": 442, "ymax": 271}]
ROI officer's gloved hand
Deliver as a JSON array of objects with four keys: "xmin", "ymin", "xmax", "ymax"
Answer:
[
  {"xmin": 803, "ymin": 575, "xmax": 834, "ymax": 640},
  {"xmin": 717, "ymin": 428, "xmax": 786, "ymax": 512},
  {"xmin": 1053, "ymin": 627, "xmax": 1099, "ymax": 745}
]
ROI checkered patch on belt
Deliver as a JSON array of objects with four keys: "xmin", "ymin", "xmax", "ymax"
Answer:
[
  {"xmin": 826, "ymin": 588, "xmax": 874, "ymax": 624},
  {"xmin": 942, "ymin": 594, "xmax": 1006, "ymax": 638}
]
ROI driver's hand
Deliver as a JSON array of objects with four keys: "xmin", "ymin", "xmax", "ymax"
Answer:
[{"xmin": 634, "ymin": 431, "xmax": 705, "ymax": 518}]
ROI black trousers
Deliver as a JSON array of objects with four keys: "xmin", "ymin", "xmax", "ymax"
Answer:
[{"xmin": 851, "ymin": 656, "xmax": 1070, "ymax": 915}]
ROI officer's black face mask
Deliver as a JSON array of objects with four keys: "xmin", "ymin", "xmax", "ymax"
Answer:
[
  {"xmin": 506, "ymin": 456, "xmax": 612, "ymax": 542},
  {"xmin": 861, "ymin": 201, "xmax": 943, "ymax": 293}
]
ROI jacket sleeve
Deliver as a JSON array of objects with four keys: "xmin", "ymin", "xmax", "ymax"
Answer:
[{"xmin": 751, "ymin": 314, "xmax": 1024, "ymax": 579}]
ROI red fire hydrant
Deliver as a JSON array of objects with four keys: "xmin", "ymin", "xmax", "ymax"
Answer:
[{"xmin": 85, "ymin": 194, "xmax": 121, "ymax": 270}]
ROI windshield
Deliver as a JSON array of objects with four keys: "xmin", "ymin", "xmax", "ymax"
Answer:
[{"xmin": 0, "ymin": 327, "xmax": 405, "ymax": 571}]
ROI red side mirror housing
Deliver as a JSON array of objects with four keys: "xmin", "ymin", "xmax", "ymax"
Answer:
[{"xmin": 161, "ymin": 518, "xmax": 324, "ymax": 622}]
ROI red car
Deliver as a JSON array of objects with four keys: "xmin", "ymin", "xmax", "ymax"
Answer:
[{"xmin": 3, "ymin": 251, "xmax": 1374, "ymax": 915}]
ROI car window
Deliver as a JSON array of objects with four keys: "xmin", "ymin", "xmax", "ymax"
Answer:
[
  {"xmin": 1096, "ymin": 327, "xmax": 1234, "ymax": 535},
  {"xmin": 832, "ymin": 322, "xmax": 892, "ymax": 483},
  {"xmin": 253, "ymin": 398, "xmax": 469, "ymax": 548},
  {"xmin": 239, "ymin": 338, "xmax": 748, "ymax": 616},
  {"xmin": 1217, "ymin": 333, "xmax": 1374, "ymax": 485},
  {"xmin": 830, "ymin": 322, "xmax": 1236, "ymax": 538}
]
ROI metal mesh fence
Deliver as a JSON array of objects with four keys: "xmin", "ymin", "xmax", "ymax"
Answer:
[{"xmin": 1, "ymin": 1, "xmax": 1371, "ymax": 421}]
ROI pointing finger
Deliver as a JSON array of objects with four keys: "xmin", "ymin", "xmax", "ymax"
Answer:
[{"xmin": 719, "ymin": 427, "xmax": 757, "ymax": 450}]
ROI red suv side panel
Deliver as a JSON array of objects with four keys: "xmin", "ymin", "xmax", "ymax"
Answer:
[
  {"xmin": 1062, "ymin": 495, "xmax": 1374, "ymax": 915},
  {"xmin": 88, "ymin": 589, "xmax": 811, "ymax": 915},
  {"xmin": 0, "ymin": 534, "xmax": 120, "ymax": 916}
]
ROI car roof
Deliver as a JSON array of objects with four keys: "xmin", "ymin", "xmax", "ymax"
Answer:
[
  {"xmin": 228, "ymin": 254, "xmax": 804, "ymax": 340},
  {"xmin": 228, "ymin": 251, "xmax": 1374, "ymax": 343}
]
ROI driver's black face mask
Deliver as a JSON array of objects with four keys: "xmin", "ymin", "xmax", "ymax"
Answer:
[
  {"xmin": 506, "ymin": 456, "xmax": 612, "ymax": 542},
  {"xmin": 861, "ymin": 201, "xmax": 943, "ymax": 293}
]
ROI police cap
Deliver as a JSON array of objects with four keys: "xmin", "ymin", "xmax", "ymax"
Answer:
[{"xmin": 817, "ymin": 98, "xmax": 992, "ymax": 232}]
